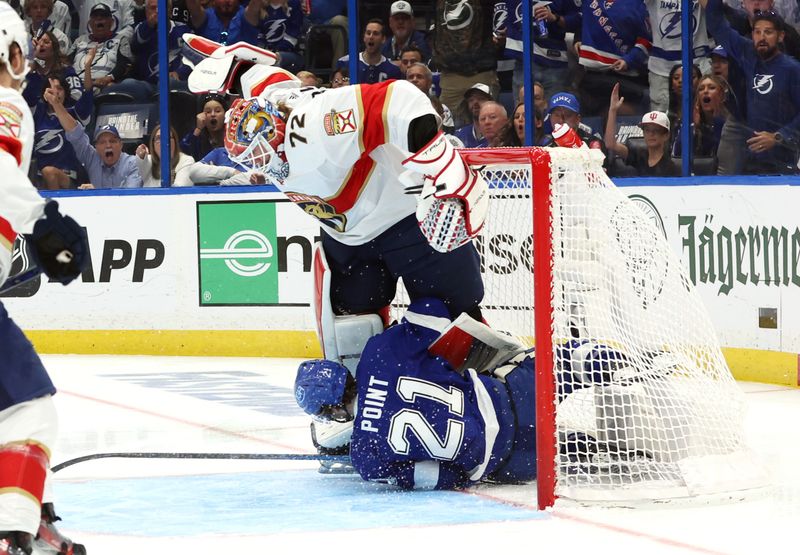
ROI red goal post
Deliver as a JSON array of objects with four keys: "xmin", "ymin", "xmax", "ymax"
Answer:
[{"xmin": 457, "ymin": 146, "xmax": 767, "ymax": 510}]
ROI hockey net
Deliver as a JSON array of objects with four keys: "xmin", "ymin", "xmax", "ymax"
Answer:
[{"xmin": 397, "ymin": 147, "xmax": 767, "ymax": 508}]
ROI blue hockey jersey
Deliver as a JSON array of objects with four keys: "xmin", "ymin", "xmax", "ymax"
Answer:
[
  {"xmin": 497, "ymin": 0, "xmax": 580, "ymax": 68},
  {"xmin": 258, "ymin": 0, "xmax": 303, "ymax": 53},
  {"xmin": 336, "ymin": 53, "xmax": 402, "ymax": 84},
  {"xmin": 577, "ymin": 0, "xmax": 651, "ymax": 75},
  {"xmin": 349, "ymin": 298, "xmax": 535, "ymax": 490},
  {"xmin": 24, "ymin": 68, "xmax": 93, "ymax": 177}
]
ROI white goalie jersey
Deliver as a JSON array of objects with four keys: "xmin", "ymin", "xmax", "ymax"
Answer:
[{"xmin": 239, "ymin": 65, "xmax": 438, "ymax": 245}]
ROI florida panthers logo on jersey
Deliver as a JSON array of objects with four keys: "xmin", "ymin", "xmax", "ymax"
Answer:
[
  {"xmin": 285, "ymin": 192, "xmax": 348, "ymax": 232},
  {"xmin": 323, "ymin": 109, "xmax": 357, "ymax": 136},
  {"xmin": 753, "ymin": 74, "xmax": 774, "ymax": 95},
  {"xmin": 0, "ymin": 102, "xmax": 23, "ymax": 138}
]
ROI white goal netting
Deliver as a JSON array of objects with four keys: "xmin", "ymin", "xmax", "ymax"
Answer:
[{"xmin": 396, "ymin": 147, "xmax": 767, "ymax": 504}]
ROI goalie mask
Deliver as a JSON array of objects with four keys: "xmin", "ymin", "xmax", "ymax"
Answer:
[{"xmin": 224, "ymin": 97, "xmax": 289, "ymax": 184}]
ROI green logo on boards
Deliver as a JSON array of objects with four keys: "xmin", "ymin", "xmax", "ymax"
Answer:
[{"xmin": 197, "ymin": 201, "xmax": 279, "ymax": 305}]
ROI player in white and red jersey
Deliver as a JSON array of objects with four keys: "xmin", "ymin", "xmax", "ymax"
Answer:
[
  {"xmin": 186, "ymin": 35, "xmax": 490, "ymax": 374},
  {"xmin": 0, "ymin": 4, "xmax": 88, "ymax": 554}
]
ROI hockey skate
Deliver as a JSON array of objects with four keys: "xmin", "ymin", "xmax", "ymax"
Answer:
[{"xmin": 32, "ymin": 504, "xmax": 85, "ymax": 555}]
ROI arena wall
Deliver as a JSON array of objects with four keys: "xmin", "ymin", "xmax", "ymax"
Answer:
[{"xmin": 4, "ymin": 181, "xmax": 798, "ymax": 386}]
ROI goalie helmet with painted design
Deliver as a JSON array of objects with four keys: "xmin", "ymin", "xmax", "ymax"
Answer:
[
  {"xmin": 224, "ymin": 97, "xmax": 288, "ymax": 181},
  {"xmin": 0, "ymin": 2, "xmax": 30, "ymax": 82}
]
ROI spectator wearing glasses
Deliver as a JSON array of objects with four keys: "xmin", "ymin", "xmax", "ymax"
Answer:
[
  {"xmin": 383, "ymin": 1, "xmax": 431, "ymax": 64},
  {"xmin": 704, "ymin": 0, "xmax": 800, "ymax": 174},
  {"xmin": 329, "ymin": 66, "xmax": 349, "ymax": 88},
  {"xmin": 336, "ymin": 19, "xmax": 402, "ymax": 84},
  {"xmin": 187, "ymin": 0, "xmax": 261, "ymax": 45},
  {"xmin": 78, "ymin": 0, "xmax": 136, "ymax": 41},
  {"xmin": 70, "ymin": 3, "xmax": 134, "ymax": 92}
]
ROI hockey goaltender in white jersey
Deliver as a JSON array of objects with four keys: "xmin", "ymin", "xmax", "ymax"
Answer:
[{"xmin": 237, "ymin": 67, "xmax": 436, "ymax": 246}]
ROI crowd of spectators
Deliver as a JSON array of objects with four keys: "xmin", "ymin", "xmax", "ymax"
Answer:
[{"xmin": 17, "ymin": 0, "xmax": 800, "ymax": 189}]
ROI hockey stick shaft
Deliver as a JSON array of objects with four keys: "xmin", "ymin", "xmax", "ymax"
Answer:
[
  {"xmin": 51, "ymin": 451, "xmax": 351, "ymax": 473},
  {"xmin": 0, "ymin": 266, "xmax": 41, "ymax": 295}
]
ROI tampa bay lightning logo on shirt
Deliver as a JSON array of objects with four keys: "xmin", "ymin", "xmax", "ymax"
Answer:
[
  {"xmin": 514, "ymin": 1, "xmax": 522, "ymax": 24},
  {"xmin": 753, "ymin": 74, "xmax": 775, "ymax": 94},
  {"xmin": 262, "ymin": 19, "xmax": 287, "ymax": 44},
  {"xmin": 443, "ymin": 0, "xmax": 474, "ymax": 31},
  {"xmin": 493, "ymin": 2, "xmax": 508, "ymax": 30},
  {"xmin": 36, "ymin": 129, "xmax": 65, "ymax": 155},
  {"xmin": 659, "ymin": 11, "xmax": 697, "ymax": 40}
]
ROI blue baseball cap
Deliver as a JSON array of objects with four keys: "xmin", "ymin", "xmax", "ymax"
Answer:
[
  {"xmin": 548, "ymin": 92, "xmax": 580, "ymax": 114},
  {"xmin": 294, "ymin": 359, "xmax": 349, "ymax": 416},
  {"xmin": 94, "ymin": 124, "xmax": 120, "ymax": 141},
  {"xmin": 711, "ymin": 45, "xmax": 727, "ymax": 59}
]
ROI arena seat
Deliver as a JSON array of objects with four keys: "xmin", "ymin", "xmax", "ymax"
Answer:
[{"xmin": 304, "ymin": 24, "xmax": 348, "ymax": 81}]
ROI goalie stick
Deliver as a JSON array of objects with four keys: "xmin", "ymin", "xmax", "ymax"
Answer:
[
  {"xmin": 51, "ymin": 451, "xmax": 352, "ymax": 473},
  {"xmin": 0, "ymin": 265, "xmax": 41, "ymax": 295}
]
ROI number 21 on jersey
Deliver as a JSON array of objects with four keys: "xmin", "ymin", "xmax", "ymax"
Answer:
[{"xmin": 388, "ymin": 377, "xmax": 465, "ymax": 460}]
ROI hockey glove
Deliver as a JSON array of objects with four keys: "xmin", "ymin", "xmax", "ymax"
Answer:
[
  {"xmin": 25, "ymin": 201, "xmax": 88, "ymax": 285},
  {"xmin": 401, "ymin": 131, "xmax": 489, "ymax": 252}
]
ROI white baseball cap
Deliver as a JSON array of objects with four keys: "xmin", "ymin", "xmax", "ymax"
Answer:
[
  {"xmin": 639, "ymin": 111, "xmax": 670, "ymax": 132},
  {"xmin": 464, "ymin": 83, "xmax": 493, "ymax": 99},
  {"xmin": 391, "ymin": 1, "xmax": 413, "ymax": 16}
]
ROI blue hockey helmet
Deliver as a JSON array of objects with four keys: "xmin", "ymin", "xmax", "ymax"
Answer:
[{"xmin": 294, "ymin": 359, "xmax": 350, "ymax": 416}]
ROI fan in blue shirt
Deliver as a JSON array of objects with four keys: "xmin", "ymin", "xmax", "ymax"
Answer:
[
  {"xmin": 703, "ymin": 0, "xmax": 800, "ymax": 174},
  {"xmin": 337, "ymin": 19, "xmax": 402, "ymax": 84}
]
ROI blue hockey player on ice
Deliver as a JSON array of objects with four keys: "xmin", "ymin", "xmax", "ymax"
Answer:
[{"xmin": 295, "ymin": 297, "xmax": 537, "ymax": 489}]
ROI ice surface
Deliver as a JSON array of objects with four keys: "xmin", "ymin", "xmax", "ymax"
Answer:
[{"xmin": 44, "ymin": 355, "xmax": 800, "ymax": 555}]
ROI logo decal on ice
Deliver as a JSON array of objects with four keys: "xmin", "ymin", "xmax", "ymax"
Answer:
[{"xmin": 199, "ymin": 229, "xmax": 274, "ymax": 277}]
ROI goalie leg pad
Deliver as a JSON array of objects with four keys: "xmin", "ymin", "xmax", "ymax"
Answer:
[
  {"xmin": 313, "ymin": 242, "xmax": 384, "ymax": 375},
  {"xmin": 402, "ymin": 131, "xmax": 489, "ymax": 240}
]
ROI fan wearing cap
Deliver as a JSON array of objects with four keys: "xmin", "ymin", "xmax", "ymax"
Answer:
[
  {"xmin": 541, "ymin": 92, "xmax": 607, "ymax": 155},
  {"xmin": 47, "ymin": 86, "xmax": 143, "ymax": 187},
  {"xmin": 71, "ymin": 2, "xmax": 134, "ymax": 91},
  {"xmin": 336, "ymin": 19, "xmax": 402, "ymax": 84},
  {"xmin": 703, "ymin": 0, "xmax": 800, "ymax": 174},
  {"xmin": 382, "ymin": 1, "xmax": 431, "ymax": 64},
  {"xmin": 605, "ymin": 83, "xmax": 680, "ymax": 177},
  {"xmin": 454, "ymin": 83, "xmax": 494, "ymax": 147}
]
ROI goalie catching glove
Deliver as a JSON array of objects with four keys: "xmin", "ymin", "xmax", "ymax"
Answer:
[
  {"xmin": 24, "ymin": 201, "xmax": 88, "ymax": 285},
  {"xmin": 401, "ymin": 132, "xmax": 489, "ymax": 253}
]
